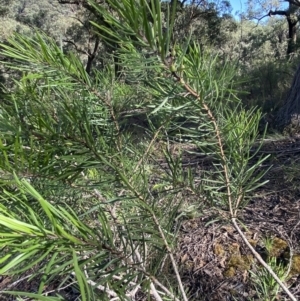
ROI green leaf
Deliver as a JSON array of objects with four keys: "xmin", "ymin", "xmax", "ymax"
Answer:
[
  {"xmin": 72, "ymin": 250, "xmax": 90, "ymax": 301},
  {"xmin": 149, "ymin": 97, "xmax": 169, "ymax": 115}
]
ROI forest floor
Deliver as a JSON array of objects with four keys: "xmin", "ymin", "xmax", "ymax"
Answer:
[{"xmin": 176, "ymin": 135, "xmax": 300, "ymax": 300}]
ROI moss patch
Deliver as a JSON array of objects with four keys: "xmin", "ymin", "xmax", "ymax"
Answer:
[
  {"xmin": 268, "ymin": 237, "xmax": 288, "ymax": 258},
  {"xmin": 290, "ymin": 255, "xmax": 300, "ymax": 277},
  {"xmin": 224, "ymin": 255, "xmax": 254, "ymax": 278},
  {"xmin": 214, "ymin": 243, "xmax": 225, "ymax": 257},
  {"xmin": 224, "ymin": 266, "xmax": 236, "ymax": 278}
]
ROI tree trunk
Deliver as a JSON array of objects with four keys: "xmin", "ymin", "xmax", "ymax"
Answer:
[
  {"xmin": 275, "ymin": 63, "xmax": 300, "ymax": 134},
  {"xmin": 287, "ymin": 16, "xmax": 298, "ymax": 55}
]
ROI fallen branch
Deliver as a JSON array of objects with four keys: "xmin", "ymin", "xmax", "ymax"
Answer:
[{"xmin": 232, "ymin": 218, "xmax": 297, "ymax": 301}]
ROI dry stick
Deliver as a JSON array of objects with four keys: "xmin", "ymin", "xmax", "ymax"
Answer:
[
  {"xmin": 232, "ymin": 218, "xmax": 297, "ymax": 301},
  {"xmin": 107, "ymin": 258, "xmax": 180, "ymax": 301},
  {"xmin": 147, "ymin": 275, "xmax": 181, "ymax": 301},
  {"xmin": 101, "ymin": 253, "xmax": 181, "ymax": 301},
  {"xmin": 93, "ymin": 201, "xmax": 179, "ymax": 301},
  {"xmin": 149, "ymin": 283, "xmax": 164, "ymax": 301},
  {"xmin": 174, "ymin": 74, "xmax": 297, "ymax": 301}
]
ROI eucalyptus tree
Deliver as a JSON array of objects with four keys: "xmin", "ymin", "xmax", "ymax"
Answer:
[
  {"xmin": 246, "ymin": 0, "xmax": 300, "ymax": 55},
  {"xmin": 245, "ymin": 1, "xmax": 300, "ymax": 133},
  {"xmin": 244, "ymin": 0, "xmax": 300, "ymax": 133},
  {"xmin": 0, "ymin": 0, "xmax": 296, "ymax": 300}
]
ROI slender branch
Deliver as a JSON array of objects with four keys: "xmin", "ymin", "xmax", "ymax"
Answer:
[
  {"xmin": 171, "ymin": 70, "xmax": 235, "ymax": 217},
  {"xmin": 268, "ymin": 10, "xmax": 289, "ymax": 17},
  {"xmin": 63, "ymin": 39, "xmax": 89, "ymax": 55},
  {"xmin": 232, "ymin": 218, "xmax": 297, "ymax": 301},
  {"xmin": 86, "ymin": 37, "xmax": 100, "ymax": 74}
]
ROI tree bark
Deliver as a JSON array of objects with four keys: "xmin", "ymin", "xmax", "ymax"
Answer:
[
  {"xmin": 275, "ymin": 63, "xmax": 300, "ymax": 133},
  {"xmin": 287, "ymin": 16, "xmax": 298, "ymax": 55}
]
